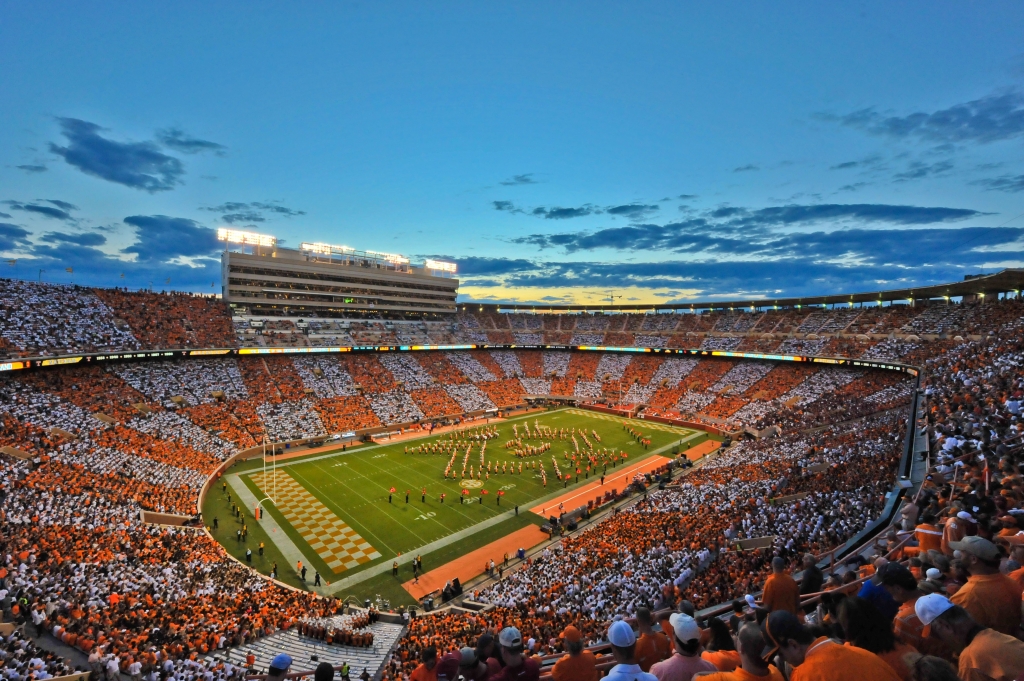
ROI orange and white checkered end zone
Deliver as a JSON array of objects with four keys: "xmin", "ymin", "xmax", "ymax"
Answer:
[{"xmin": 250, "ymin": 470, "xmax": 381, "ymax": 572}]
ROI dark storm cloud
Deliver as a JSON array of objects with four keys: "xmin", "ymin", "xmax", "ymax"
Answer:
[
  {"xmin": 828, "ymin": 92, "xmax": 1024, "ymax": 144},
  {"xmin": 122, "ymin": 215, "xmax": 219, "ymax": 262},
  {"xmin": 155, "ymin": 127, "xmax": 227, "ymax": 156},
  {"xmin": 49, "ymin": 118, "xmax": 184, "ymax": 192},
  {"xmin": 16, "ymin": 165, "xmax": 47, "ymax": 173}
]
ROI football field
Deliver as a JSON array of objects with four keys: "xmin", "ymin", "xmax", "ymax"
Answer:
[{"xmin": 206, "ymin": 408, "xmax": 708, "ymax": 602}]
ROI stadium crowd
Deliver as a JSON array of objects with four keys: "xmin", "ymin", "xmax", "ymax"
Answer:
[{"xmin": 2, "ymin": 279, "xmax": 1024, "ymax": 681}]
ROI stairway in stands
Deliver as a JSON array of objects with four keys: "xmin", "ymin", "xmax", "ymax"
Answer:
[{"xmin": 209, "ymin": 619, "xmax": 405, "ymax": 677}]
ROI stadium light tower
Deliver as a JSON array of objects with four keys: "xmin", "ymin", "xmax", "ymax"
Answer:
[
  {"xmin": 604, "ymin": 290, "xmax": 622, "ymax": 308},
  {"xmin": 217, "ymin": 228, "xmax": 277, "ymax": 256}
]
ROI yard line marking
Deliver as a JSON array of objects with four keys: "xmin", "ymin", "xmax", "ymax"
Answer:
[
  {"xmin": 249, "ymin": 470, "xmax": 381, "ymax": 573},
  {"xmin": 290, "ymin": 463, "xmax": 409, "ymax": 553}
]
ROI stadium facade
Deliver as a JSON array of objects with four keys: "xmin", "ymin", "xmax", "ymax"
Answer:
[{"xmin": 218, "ymin": 229, "xmax": 459, "ymax": 319}]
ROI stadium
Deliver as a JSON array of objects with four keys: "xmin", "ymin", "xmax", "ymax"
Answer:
[
  {"xmin": 5, "ymin": 5, "xmax": 1024, "ymax": 680},
  {"xmin": 3, "ymin": 237, "xmax": 1024, "ymax": 681}
]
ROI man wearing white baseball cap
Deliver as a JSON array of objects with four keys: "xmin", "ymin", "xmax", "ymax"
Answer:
[
  {"xmin": 915, "ymin": 593, "xmax": 1024, "ymax": 681},
  {"xmin": 648, "ymin": 613, "xmax": 715, "ymax": 681},
  {"xmin": 604, "ymin": 620, "xmax": 658, "ymax": 681}
]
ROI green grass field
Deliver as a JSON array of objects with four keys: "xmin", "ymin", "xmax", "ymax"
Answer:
[{"xmin": 204, "ymin": 408, "xmax": 707, "ymax": 602}]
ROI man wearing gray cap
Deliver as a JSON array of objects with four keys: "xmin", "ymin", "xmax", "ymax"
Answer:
[
  {"xmin": 604, "ymin": 620, "xmax": 658, "ymax": 681},
  {"xmin": 458, "ymin": 647, "xmax": 490, "ymax": 681},
  {"xmin": 649, "ymin": 614, "xmax": 714, "ymax": 681},
  {"xmin": 947, "ymin": 536, "xmax": 1021, "ymax": 635},
  {"xmin": 488, "ymin": 627, "xmax": 539, "ymax": 681}
]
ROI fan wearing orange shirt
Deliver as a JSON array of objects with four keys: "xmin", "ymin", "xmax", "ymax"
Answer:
[
  {"xmin": 633, "ymin": 608, "xmax": 671, "ymax": 672},
  {"xmin": 551, "ymin": 626, "xmax": 598, "ymax": 681},
  {"xmin": 761, "ymin": 611, "xmax": 901, "ymax": 681},
  {"xmin": 760, "ymin": 557, "xmax": 801, "ymax": 615},
  {"xmin": 693, "ymin": 623, "xmax": 783, "ymax": 681}
]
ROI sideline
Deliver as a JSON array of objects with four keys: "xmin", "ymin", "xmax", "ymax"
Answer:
[{"xmin": 402, "ymin": 524, "xmax": 549, "ymax": 599}]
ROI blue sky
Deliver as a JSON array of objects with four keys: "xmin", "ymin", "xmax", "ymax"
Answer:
[{"xmin": 2, "ymin": 3, "xmax": 1023, "ymax": 304}]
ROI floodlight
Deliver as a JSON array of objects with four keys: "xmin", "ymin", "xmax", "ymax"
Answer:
[{"xmin": 217, "ymin": 228, "xmax": 276, "ymax": 247}]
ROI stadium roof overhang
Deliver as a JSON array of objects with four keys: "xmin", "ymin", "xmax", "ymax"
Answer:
[{"xmin": 458, "ymin": 268, "xmax": 1024, "ymax": 313}]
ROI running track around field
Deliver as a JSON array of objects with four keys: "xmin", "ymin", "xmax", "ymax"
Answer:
[
  {"xmin": 402, "ymin": 524, "xmax": 548, "ymax": 599},
  {"xmin": 530, "ymin": 455, "xmax": 672, "ymax": 517}
]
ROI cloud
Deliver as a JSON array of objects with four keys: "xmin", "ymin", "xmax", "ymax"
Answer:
[
  {"xmin": 39, "ymin": 231, "xmax": 107, "ymax": 247},
  {"xmin": 513, "ymin": 202, "xmax": 988, "ymax": 254},
  {"xmin": 155, "ymin": 127, "xmax": 227, "ymax": 156},
  {"xmin": 678, "ymin": 194, "xmax": 698, "ymax": 200},
  {"xmin": 44, "ymin": 199, "xmax": 77, "ymax": 212},
  {"xmin": 492, "ymin": 200, "xmax": 517, "ymax": 212},
  {"xmin": 534, "ymin": 205, "xmax": 599, "ymax": 219},
  {"xmin": 828, "ymin": 91, "xmax": 1024, "ymax": 144},
  {"xmin": 893, "ymin": 160, "xmax": 954, "ymax": 182},
  {"xmin": 15, "ymin": 164, "xmax": 47, "ymax": 173},
  {"xmin": 3, "ymin": 200, "xmax": 76, "ymax": 221},
  {"xmin": 973, "ymin": 174, "xmax": 1024, "ymax": 193},
  {"xmin": 605, "ymin": 203, "xmax": 660, "ymax": 220},
  {"xmin": 733, "ymin": 164, "xmax": 759, "ymax": 172},
  {"xmin": 828, "ymin": 154, "xmax": 884, "ymax": 171},
  {"xmin": 201, "ymin": 201, "xmax": 305, "ymax": 223},
  {"xmin": 49, "ymin": 118, "xmax": 184, "ymax": 192},
  {"xmin": 837, "ymin": 182, "xmax": 869, "ymax": 192},
  {"xmin": 443, "ymin": 256, "xmax": 537, "ymax": 276},
  {"xmin": 487, "ymin": 225, "xmax": 1024, "ymax": 300},
  {"xmin": 122, "ymin": 215, "xmax": 219, "ymax": 262},
  {"xmin": 0, "ymin": 223, "xmax": 31, "ymax": 250},
  {"xmin": 221, "ymin": 212, "xmax": 265, "ymax": 224},
  {"xmin": 499, "ymin": 173, "xmax": 538, "ymax": 186}
]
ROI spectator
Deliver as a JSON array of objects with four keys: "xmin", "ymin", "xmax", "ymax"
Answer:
[
  {"xmin": 835, "ymin": 596, "xmax": 918, "ymax": 680},
  {"xmin": 267, "ymin": 654, "xmax": 292, "ymax": 681},
  {"xmin": 760, "ymin": 611, "xmax": 900, "ymax": 681},
  {"xmin": 876, "ymin": 561, "xmax": 947, "ymax": 658},
  {"xmin": 761, "ymin": 557, "xmax": 800, "ymax": 614},
  {"xmin": 551, "ymin": 626, "xmax": 598, "ymax": 681},
  {"xmin": 798, "ymin": 553, "xmax": 823, "ymax": 612},
  {"xmin": 700, "ymin": 618, "xmax": 740, "ymax": 672},
  {"xmin": 692, "ymin": 623, "xmax": 784, "ymax": 681},
  {"xmin": 946, "ymin": 536, "xmax": 1023, "ymax": 635},
  {"xmin": 634, "ymin": 607, "xmax": 671, "ymax": 672},
  {"xmin": 315, "ymin": 662, "xmax": 336, "ymax": 681},
  {"xmin": 489, "ymin": 627, "xmax": 539, "ymax": 681},
  {"xmin": 649, "ymin": 614, "xmax": 715, "ymax": 681},
  {"xmin": 458, "ymin": 647, "xmax": 490, "ymax": 681},
  {"xmin": 606, "ymin": 621, "xmax": 658, "ymax": 681},
  {"xmin": 914, "ymin": 593, "xmax": 1024, "ymax": 681}
]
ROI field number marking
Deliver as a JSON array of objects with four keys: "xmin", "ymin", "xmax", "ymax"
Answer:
[
  {"xmin": 499, "ymin": 484, "xmax": 516, "ymax": 491},
  {"xmin": 415, "ymin": 512, "xmax": 437, "ymax": 521}
]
